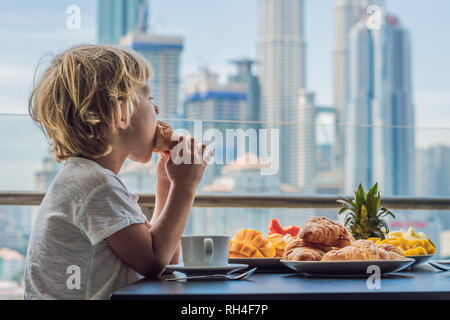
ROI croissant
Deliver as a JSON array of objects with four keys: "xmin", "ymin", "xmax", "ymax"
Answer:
[
  {"xmin": 152, "ymin": 120, "xmax": 179, "ymax": 153},
  {"xmin": 299, "ymin": 216, "xmax": 354, "ymax": 247},
  {"xmin": 321, "ymin": 240, "xmax": 407, "ymax": 261},
  {"xmin": 282, "ymin": 238, "xmax": 332, "ymax": 261}
]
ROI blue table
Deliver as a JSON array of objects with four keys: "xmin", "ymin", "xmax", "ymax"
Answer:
[{"xmin": 110, "ymin": 264, "xmax": 450, "ymax": 300}]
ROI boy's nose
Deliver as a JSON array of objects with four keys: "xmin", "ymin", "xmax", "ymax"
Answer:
[{"xmin": 154, "ymin": 104, "xmax": 160, "ymax": 115}]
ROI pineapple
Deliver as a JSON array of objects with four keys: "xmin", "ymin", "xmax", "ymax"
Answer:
[{"xmin": 337, "ymin": 183, "xmax": 395, "ymax": 240}]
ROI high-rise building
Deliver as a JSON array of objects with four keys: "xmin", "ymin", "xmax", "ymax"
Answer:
[
  {"xmin": 333, "ymin": 0, "xmax": 376, "ymax": 185},
  {"xmin": 183, "ymin": 69, "xmax": 248, "ymax": 186},
  {"xmin": 184, "ymin": 69, "xmax": 248, "ymax": 124},
  {"xmin": 258, "ymin": 0, "xmax": 306, "ymax": 185},
  {"xmin": 345, "ymin": 10, "xmax": 415, "ymax": 196},
  {"xmin": 97, "ymin": 0, "xmax": 149, "ymax": 44},
  {"xmin": 120, "ymin": 32, "xmax": 183, "ymax": 118},
  {"xmin": 228, "ymin": 59, "xmax": 261, "ymax": 126},
  {"xmin": 289, "ymin": 89, "xmax": 316, "ymax": 192}
]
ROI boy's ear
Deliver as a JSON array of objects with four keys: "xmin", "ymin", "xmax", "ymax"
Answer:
[{"xmin": 115, "ymin": 99, "xmax": 128, "ymax": 131}]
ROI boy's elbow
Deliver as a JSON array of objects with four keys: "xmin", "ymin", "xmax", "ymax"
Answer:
[
  {"xmin": 141, "ymin": 260, "xmax": 166, "ymax": 278},
  {"xmin": 139, "ymin": 265, "xmax": 165, "ymax": 278}
]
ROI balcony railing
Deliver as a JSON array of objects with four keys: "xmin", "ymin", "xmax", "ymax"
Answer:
[{"xmin": 1, "ymin": 192, "xmax": 450, "ymax": 210}]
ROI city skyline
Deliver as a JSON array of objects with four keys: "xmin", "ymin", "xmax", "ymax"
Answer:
[
  {"xmin": 0, "ymin": 0, "xmax": 447, "ymax": 192},
  {"xmin": 0, "ymin": 0, "xmax": 429, "ymax": 195},
  {"xmin": 0, "ymin": 0, "xmax": 449, "ymax": 131}
]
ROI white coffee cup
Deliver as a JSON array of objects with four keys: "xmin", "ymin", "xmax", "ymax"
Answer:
[{"xmin": 181, "ymin": 235, "xmax": 230, "ymax": 267}]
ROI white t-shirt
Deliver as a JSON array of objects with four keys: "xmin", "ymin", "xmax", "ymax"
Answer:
[{"xmin": 24, "ymin": 156, "xmax": 147, "ymax": 300}]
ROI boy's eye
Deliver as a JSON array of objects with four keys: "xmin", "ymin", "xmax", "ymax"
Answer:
[{"xmin": 148, "ymin": 96, "xmax": 155, "ymax": 101}]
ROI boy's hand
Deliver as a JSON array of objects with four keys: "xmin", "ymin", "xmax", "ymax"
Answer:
[
  {"xmin": 156, "ymin": 151, "xmax": 171, "ymax": 184},
  {"xmin": 166, "ymin": 136, "xmax": 211, "ymax": 193}
]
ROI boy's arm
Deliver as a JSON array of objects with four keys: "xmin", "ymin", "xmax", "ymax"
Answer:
[
  {"xmin": 150, "ymin": 176, "xmax": 170, "ymax": 223},
  {"xmin": 106, "ymin": 137, "xmax": 208, "ymax": 277},
  {"xmin": 150, "ymin": 151, "xmax": 171, "ymax": 222},
  {"xmin": 143, "ymin": 221, "xmax": 180, "ymax": 266},
  {"xmin": 148, "ymin": 151, "xmax": 180, "ymax": 263},
  {"xmin": 106, "ymin": 184, "xmax": 195, "ymax": 277},
  {"xmin": 144, "ymin": 179, "xmax": 181, "ymax": 265}
]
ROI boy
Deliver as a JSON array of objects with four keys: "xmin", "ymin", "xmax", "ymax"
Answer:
[{"xmin": 25, "ymin": 45, "xmax": 209, "ymax": 299}]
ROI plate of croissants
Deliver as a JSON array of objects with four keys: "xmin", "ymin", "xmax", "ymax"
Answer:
[{"xmin": 280, "ymin": 217, "xmax": 415, "ymax": 275}]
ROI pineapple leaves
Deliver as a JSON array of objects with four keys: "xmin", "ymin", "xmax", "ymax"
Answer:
[
  {"xmin": 344, "ymin": 215, "xmax": 354, "ymax": 227},
  {"xmin": 336, "ymin": 182, "xmax": 395, "ymax": 240},
  {"xmin": 366, "ymin": 183, "xmax": 378, "ymax": 218},
  {"xmin": 355, "ymin": 184, "xmax": 366, "ymax": 208},
  {"xmin": 337, "ymin": 198, "xmax": 357, "ymax": 210},
  {"xmin": 377, "ymin": 208, "xmax": 395, "ymax": 219},
  {"xmin": 360, "ymin": 205, "xmax": 369, "ymax": 229},
  {"xmin": 338, "ymin": 207, "xmax": 352, "ymax": 216},
  {"xmin": 371, "ymin": 195, "xmax": 380, "ymax": 217}
]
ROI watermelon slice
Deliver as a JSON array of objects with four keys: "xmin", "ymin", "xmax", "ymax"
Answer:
[{"xmin": 268, "ymin": 218, "xmax": 300, "ymax": 237}]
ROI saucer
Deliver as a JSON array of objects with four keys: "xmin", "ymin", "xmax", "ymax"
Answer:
[{"xmin": 164, "ymin": 263, "xmax": 249, "ymax": 276}]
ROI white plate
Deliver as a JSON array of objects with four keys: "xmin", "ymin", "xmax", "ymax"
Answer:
[
  {"xmin": 280, "ymin": 259, "xmax": 415, "ymax": 275},
  {"xmin": 164, "ymin": 263, "xmax": 249, "ymax": 276},
  {"xmin": 229, "ymin": 258, "xmax": 294, "ymax": 272}
]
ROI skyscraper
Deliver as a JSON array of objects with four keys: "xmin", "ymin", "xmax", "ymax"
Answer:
[
  {"xmin": 98, "ymin": 0, "xmax": 149, "ymax": 44},
  {"xmin": 291, "ymin": 89, "xmax": 316, "ymax": 192},
  {"xmin": 183, "ymin": 69, "xmax": 249, "ymax": 125},
  {"xmin": 258, "ymin": 0, "xmax": 306, "ymax": 185},
  {"xmin": 345, "ymin": 9, "xmax": 415, "ymax": 196},
  {"xmin": 228, "ymin": 59, "xmax": 260, "ymax": 127},
  {"xmin": 183, "ymin": 69, "xmax": 248, "ymax": 186},
  {"xmin": 120, "ymin": 32, "xmax": 183, "ymax": 118},
  {"xmin": 333, "ymin": 0, "xmax": 375, "ymax": 184}
]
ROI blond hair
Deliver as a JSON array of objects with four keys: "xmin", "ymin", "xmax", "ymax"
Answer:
[{"xmin": 29, "ymin": 44, "xmax": 153, "ymax": 162}]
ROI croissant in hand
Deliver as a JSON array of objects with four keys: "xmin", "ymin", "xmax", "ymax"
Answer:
[{"xmin": 152, "ymin": 120, "xmax": 179, "ymax": 153}]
